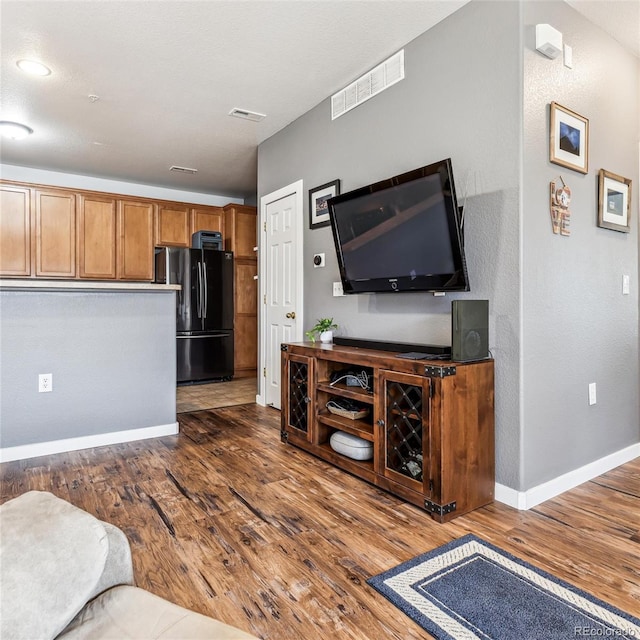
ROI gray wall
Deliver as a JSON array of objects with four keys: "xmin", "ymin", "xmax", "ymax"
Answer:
[
  {"xmin": 258, "ymin": 0, "xmax": 523, "ymax": 489},
  {"xmin": 522, "ymin": 1, "xmax": 639, "ymax": 488},
  {"xmin": 258, "ymin": 0, "xmax": 640, "ymax": 492},
  {"xmin": 0, "ymin": 290, "xmax": 177, "ymax": 448}
]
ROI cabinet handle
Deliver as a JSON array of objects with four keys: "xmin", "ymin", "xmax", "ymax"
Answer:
[
  {"xmin": 376, "ymin": 419, "xmax": 385, "ymax": 427},
  {"xmin": 286, "ymin": 311, "xmax": 296, "ymax": 319},
  {"xmin": 305, "ymin": 396, "xmax": 311, "ymax": 404}
]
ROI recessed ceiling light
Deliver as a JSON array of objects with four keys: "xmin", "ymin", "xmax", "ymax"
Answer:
[
  {"xmin": 16, "ymin": 59, "xmax": 51, "ymax": 76},
  {"xmin": 0, "ymin": 121, "xmax": 34, "ymax": 140}
]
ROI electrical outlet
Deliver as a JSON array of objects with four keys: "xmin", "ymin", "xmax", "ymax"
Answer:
[
  {"xmin": 38, "ymin": 373, "xmax": 53, "ymax": 393},
  {"xmin": 313, "ymin": 253, "xmax": 325, "ymax": 268},
  {"xmin": 588, "ymin": 382, "xmax": 596, "ymax": 406},
  {"xmin": 333, "ymin": 281, "xmax": 344, "ymax": 296}
]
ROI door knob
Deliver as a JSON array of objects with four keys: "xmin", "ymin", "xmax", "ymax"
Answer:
[{"xmin": 286, "ymin": 311, "xmax": 296, "ymax": 319}]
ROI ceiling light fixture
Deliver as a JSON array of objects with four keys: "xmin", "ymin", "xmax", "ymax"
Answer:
[
  {"xmin": 0, "ymin": 121, "xmax": 34, "ymax": 140},
  {"xmin": 16, "ymin": 59, "xmax": 51, "ymax": 76}
]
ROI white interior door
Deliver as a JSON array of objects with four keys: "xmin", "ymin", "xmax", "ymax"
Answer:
[{"xmin": 259, "ymin": 181, "xmax": 303, "ymax": 409}]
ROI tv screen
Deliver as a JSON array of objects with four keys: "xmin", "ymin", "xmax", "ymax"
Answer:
[{"xmin": 327, "ymin": 158, "xmax": 469, "ymax": 294}]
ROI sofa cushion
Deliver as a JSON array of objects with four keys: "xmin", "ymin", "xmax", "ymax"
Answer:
[
  {"xmin": 57, "ymin": 585, "xmax": 259, "ymax": 639},
  {"xmin": 0, "ymin": 491, "xmax": 110, "ymax": 640},
  {"xmin": 91, "ymin": 521, "xmax": 135, "ymax": 599}
]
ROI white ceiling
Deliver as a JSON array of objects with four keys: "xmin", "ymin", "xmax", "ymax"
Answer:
[{"xmin": 1, "ymin": 1, "xmax": 637, "ymax": 200}]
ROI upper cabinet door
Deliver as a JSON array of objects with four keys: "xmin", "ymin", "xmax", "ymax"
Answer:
[
  {"xmin": 78, "ymin": 194, "xmax": 117, "ymax": 279},
  {"xmin": 0, "ymin": 185, "xmax": 31, "ymax": 276},
  {"xmin": 224, "ymin": 205, "xmax": 257, "ymax": 259},
  {"xmin": 34, "ymin": 188, "xmax": 76, "ymax": 278},
  {"xmin": 156, "ymin": 203, "xmax": 190, "ymax": 247},
  {"xmin": 118, "ymin": 200, "xmax": 155, "ymax": 280},
  {"xmin": 191, "ymin": 206, "xmax": 224, "ymax": 239}
]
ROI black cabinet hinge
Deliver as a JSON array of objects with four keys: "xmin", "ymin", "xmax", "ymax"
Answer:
[
  {"xmin": 280, "ymin": 430, "xmax": 289, "ymax": 443},
  {"xmin": 281, "ymin": 344, "xmax": 289, "ymax": 352},
  {"xmin": 424, "ymin": 365, "xmax": 456, "ymax": 378},
  {"xmin": 424, "ymin": 499, "xmax": 456, "ymax": 516}
]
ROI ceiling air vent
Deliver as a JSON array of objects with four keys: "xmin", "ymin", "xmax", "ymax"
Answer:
[
  {"xmin": 331, "ymin": 49, "xmax": 405, "ymax": 120},
  {"xmin": 229, "ymin": 108, "xmax": 266, "ymax": 122},
  {"xmin": 169, "ymin": 165, "xmax": 198, "ymax": 174}
]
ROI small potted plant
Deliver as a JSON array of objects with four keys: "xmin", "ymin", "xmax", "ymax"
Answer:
[{"xmin": 306, "ymin": 318, "xmax": 338, "ymax": 344}]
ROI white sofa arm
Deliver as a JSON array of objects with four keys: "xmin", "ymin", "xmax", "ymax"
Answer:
[
  {"xmin": 90, "ymin": 521, "xmax": 135, "ymax": 600},
  {"xmin": 0, "ymin": 491, "xmax": 117, "ymax": 640}
]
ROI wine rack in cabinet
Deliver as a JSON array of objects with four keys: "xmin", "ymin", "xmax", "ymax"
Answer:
[{"xmin": 281, "ymin": 342, "xmax": 495, "ymax": 522}]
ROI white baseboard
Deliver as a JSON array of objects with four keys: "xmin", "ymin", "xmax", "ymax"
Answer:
[
  {"xmin": 495, "ymin": 442, "xmax": 640, "ymax": 510},
  {"xmin": 0, "ymin": 422, "xmax": 179, "ymax": 463}
]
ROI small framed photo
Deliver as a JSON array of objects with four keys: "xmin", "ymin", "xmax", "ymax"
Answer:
[
  {"xmin": 309, "ymin": 179, "xmax": 340, "ymax": 229},
  {"xmin": 549, "ymin": 102, "xmax": 589, "ymax": 174},
  {"xmin": 598, "ymin": 169, "xmax": 632, "ymax": 233}
]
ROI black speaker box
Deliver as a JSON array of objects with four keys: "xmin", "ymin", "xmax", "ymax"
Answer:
[{"xmin": 451, "ymin": 300, "xmax": 489, "ymax": 362}]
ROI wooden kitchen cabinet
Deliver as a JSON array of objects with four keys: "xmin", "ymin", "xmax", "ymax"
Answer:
[
  {"xmin": 191, "ymin": 206, "xmax": 224, "ymax": 237},
  {"xmin": 118, "ymin": 200, "xmax": 155, "ymax": 280},
  {"xmin": 34, "ymin": 188, "xmax": 76, "ymax": 278},
  {"xmin": 0, "ymin": 180, "xmax": 243, "ymax": 286},
  {"xmin": 224, "ymin": 204, "xmax": 257, "ymax": 378},
  {"xmin": 223, "ymin": 204, "xmax": 257, "ymax": 258},
  {"xmin": 77, "ymin": 194, "xmax": 117, "ymax": 279},
  {"xmin": 156, "ymin": 203, "xmax": 191, "ymax": 247},
  {"xmin": 0, "ymin": 185, "xmax": 31, "ymax": 276},
  {"xmin": 158, "ymin": 204, "xmax": 226, "ymax": 247},
  {"xmin": 281, "ymin": 342, "xmax": 495, "ymax": 522},
  {"xmin": 234, "ymin": 261, "xmax": 258, "ymax": 373},
  {"xmin": 81, "ymin": 195, "xmax": 154, "ymax": 281}
]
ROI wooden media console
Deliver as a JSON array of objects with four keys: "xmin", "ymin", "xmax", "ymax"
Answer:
[{"xmin": 280, "ymin": 342, "xmax": 494, "ymax": 522}]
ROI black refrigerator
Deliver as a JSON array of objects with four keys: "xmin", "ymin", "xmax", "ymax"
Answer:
[{"xmin": 156, "ymin": 247, "xmax": 234, "ymax": 383}]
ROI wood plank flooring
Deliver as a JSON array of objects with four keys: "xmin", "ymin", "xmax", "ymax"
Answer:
[{"xmin": 1, "ymin": 405, "xmax": 638, "ymax": 639}]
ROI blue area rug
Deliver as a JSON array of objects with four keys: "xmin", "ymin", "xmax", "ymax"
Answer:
[{"xmin": 367, "ymin": 534, "xmax": 640, "ymax": 640}]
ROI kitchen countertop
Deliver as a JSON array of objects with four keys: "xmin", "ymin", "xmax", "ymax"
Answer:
[{"xmin": 0, "ymin": 279, "xmax": 180, "ymax": 292}]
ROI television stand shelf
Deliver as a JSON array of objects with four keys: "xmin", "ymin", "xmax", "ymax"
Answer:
[{"xmin": 280, "ymin": 341, "xmax": 494, "ymax": 522}]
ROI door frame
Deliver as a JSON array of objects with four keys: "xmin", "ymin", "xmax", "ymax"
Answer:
[{"xmin": 257, "ymin": 180, "xmax": 304, "ymax": 406}]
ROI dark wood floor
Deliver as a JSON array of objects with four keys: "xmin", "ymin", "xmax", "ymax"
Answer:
[{"xmin": 1, "ymin": 404, "xmax": 639, "ymax": 639}]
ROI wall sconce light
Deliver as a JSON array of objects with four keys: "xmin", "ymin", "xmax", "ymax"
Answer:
[{"xmin": 536, "ymin": 24, "xmax": 563, "ymax": 59}]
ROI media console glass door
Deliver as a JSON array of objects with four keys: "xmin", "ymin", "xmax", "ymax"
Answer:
[{"xmin": 379, "ymin": 370, "xmax": 431, "ymax": 496}]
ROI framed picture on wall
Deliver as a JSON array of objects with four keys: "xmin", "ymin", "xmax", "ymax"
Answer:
[
  {"xmin": 598, "ymin": 169, "xmax": 632, "ymax": 233},
  {"xmin": 309, "ymin": 179, "xmax": 340, "ymax": 229},
  {"xmin": 549, "ymin": 102, "xmax": 589, "ymax": 174}
]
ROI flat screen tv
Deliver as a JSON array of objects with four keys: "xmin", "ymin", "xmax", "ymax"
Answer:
[{"xmin": 327, "ymin": 158, "xmax": 469, "ymax": 294}]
